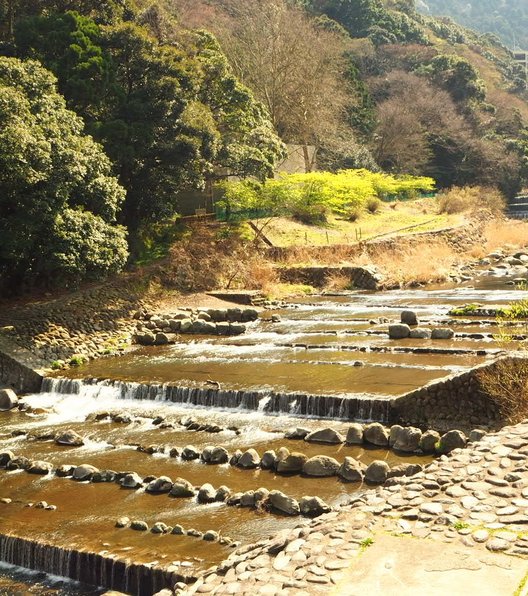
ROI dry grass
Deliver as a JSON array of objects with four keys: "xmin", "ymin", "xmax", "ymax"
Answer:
[
  {"xmin": 437, "ymin": 186, "xmax": 505, "ymax": 216},
  {"xmin": 482, "ymin": 220, "xmax": 528, "ymax": 253},
  {"xmin": 324, "ymin": 272, "xmax": 353, "ymax": 292}
]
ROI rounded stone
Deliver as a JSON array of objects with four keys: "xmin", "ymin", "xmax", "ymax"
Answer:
[
  {"xmin": 365, "ymin": 460, "xmax": 390, "ymax": 484},
  {"xmin": 237, "ymin": 449, "xmax": 260, "ymax": 469},
  {"xmin": 277, "ymin": 452, "xmax": 308, "ymax": 474},
  {"xmin": 302, "ymin": 455, "xmax": 340, "ymax": 477},
  {"xmin": 55, "ymin": 429, "xmax": 84, "ymax": 447},
  {"xmin": 338, "ymin": 457, "xmax": 365, "ymax": 482},
  {"xmin": 0, "ymin": 388, "xmax": 18, "ymax": 411},
  {"xmin": 345, "ymin": 424, "xmax": 364, "ymax": 445},
  {"xmin": 72, "ymin": 464, "xmax": 99, "ymax": 481},
  {"xmin": 268, "ymin": 490, "xmax": 300, "ymax": 516},
  {"xmin": 120, "ymin": 472, "xmax": 143, "ymax": 489},
  {"xmin": 436, "ymin": 430, "xmax": 467, "ymax": 454},
  {"xmin": 299, "ymin": 496, "xmax": 332, "ymax": 517},
  {"xmin": 130, "ymin": 520, "xmax": 149, "ymax": 531},
  {"xmin": 363, "ymin": 423, "xmax": 390, "ymax": 447},
  {"xmin": 401, "ymin": 310, "xmax": 418, "ymax": 326},
  {"xmin": 304, "ymin": 428, "xmax": 344, "ymax": 444},
  {"xmin": 388, "ymin": 324, "xmax": 411, "ymax": 339}
]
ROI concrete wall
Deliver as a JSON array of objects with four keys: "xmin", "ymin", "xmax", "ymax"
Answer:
[{"xmin": 0, "ymin": 336, "xmax": 44, "ymax": 393}]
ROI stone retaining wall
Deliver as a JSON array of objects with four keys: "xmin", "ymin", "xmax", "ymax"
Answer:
[
  {"xmin": 0, "ymin": 336, "xmax": 44, "ymax": 393},
  {"xmin": 391, "ymin": 358, "xmax": 511, "ymax": 432},
  {"xmin": 277, "ymin": 266, "xmax": 382, "ymax": 290}
]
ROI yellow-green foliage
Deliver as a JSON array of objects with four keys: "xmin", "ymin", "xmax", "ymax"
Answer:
[{"xmin": 219, "ymin": 170, "xmax": 435, "ymax": 223}]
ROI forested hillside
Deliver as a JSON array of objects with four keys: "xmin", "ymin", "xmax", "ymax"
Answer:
[{"xmin": 417, "ymin": 0, "xmax": 528, "ymax": 49}]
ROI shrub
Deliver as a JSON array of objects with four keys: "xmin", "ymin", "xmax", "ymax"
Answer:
[
  {"xmin": 437, "ymin": 185, "xmax": 505, "ymax": 215},
  {"xmin": 366, "ymin": 197, "xmax": 381, "ymax": 213},
  {"xmin": 348, "ymin": 207, "xmax": 361, "ymax": 222}
]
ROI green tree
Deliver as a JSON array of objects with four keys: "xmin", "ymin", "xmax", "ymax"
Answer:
[{"xmin": 0, "ymin": 57, "xmax": 128, "ymax": 292}]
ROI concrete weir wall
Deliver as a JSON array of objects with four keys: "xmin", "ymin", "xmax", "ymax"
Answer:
[
  {"xmin": 391, "ymin": 359, "xmax": 507, "ymax": 432},
  {"xmin": 0, "ymin": 336, "xmax": 44, "ymax": 393}
]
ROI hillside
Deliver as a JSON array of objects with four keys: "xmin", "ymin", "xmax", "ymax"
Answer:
[{"xmin": 417, "ymin": 0, "xmax": 528, "ymax": 49}]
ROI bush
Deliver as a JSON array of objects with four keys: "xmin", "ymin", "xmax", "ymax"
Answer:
[
  {"xmin": 437, "ymin": 185, "xmax": 505, "ymax": 215},
  {"xmin": 348, "ymin": 207, "xmax": 362, "ymax": 222},
  {"xmin": 366, "ymin": 197, "xmax": 382, "ymax": 213}
]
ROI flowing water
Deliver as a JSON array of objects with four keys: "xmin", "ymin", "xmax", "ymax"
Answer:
[{"xmin": 0, "ymin": 271, "xmax": 526, "ymax": 593}]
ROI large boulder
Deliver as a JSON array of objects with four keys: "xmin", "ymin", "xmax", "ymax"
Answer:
[
  {"xmin": 299, "ymin": 496, "xmax": 331, "ymax": 517},
  {"xmin": 146, "ymin": 476, "xmax": 173, "ymax": 494},
  {"xmin": 365, "ymin": 460, "xmax": 390, "ymax": 484},
  {"xmin": 276, "ymin": 452, "xmax": 308, "ymax": 474},
  {"xmin": 338, "ymin": 457, "xmax": 365, "ymax": 483},
  {"xmin": 0, "ymin": 388, "xmax": 18, "ymax": 411},
  {"xmin": 27, "ymin": 460, "xmax": 53, "ymax": 475},
  {"xmin": 302, "ymin": 455, "xmax": 340, "ymax": 477},
  {"xmin": 215, "ymin": 486, "xmax": 231, "ymax": 502},
  {"xmin": 261, "ymin": 450, "xmax": 277, "ymax": 470},
  {"xmin": 73, "ymin": 464, "xmax": 99, "ymax": 481},
  {"xmin": 419, "ymin": 430, "xmax": 441, "ymax": 453},
  {"xmin": 389, "ymin": 425, "xmax": 422, "ymax": 453},
  {"xmin": 304, "ymin": 428, "xmax": 344, "ymax": 444},
  {"xmin": 363, "ymin": 423, "xmax": 390, "ymax": 447},
  {"xmin": 181, "ymin": 445, "xmax": 200, "ymax": 460},
  {"xmin": 388, "ymin": 324, "xmax": 411, "ymax": 340},
  {"xmin": 345, "ymin": 424, "xmax": 364, "ymax": 445},
  {"xmin": 120, "ymin": 472, "xmax": 143, "ymax": 489},
  {"xmin": 237, "ymin": 449, "xmax": 260, "ymax": 469},
  {"xmin": 209, "ymin": 446, "xmax": 229, "ymax": 465},
  {"xmin": 268, "ymin": 490, "xmax": 300, "ymax": 516},
  {"xmin": 431, "ymin": 328, "xmax": 455, "ymax": 340},
  {"xmin": 198, "ymin": 483, "xmax": 217, "ymax": 503},
  {"xmin": 436, "ymin": 429, "xmax": 467, "ymax": 454},
  {"xmin": 169, "ymin": 478, "xmax": 195, "ymax": 498},
  {"xmin": 401, "ymin": 311, "xmax": 418, "ymax": 326},
  {"xmin": 55, "ymin": 429, "xmax": 84, "ymax": 447}
]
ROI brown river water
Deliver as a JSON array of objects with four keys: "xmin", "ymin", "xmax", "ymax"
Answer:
[{"xmin": 0, "ymin": 271, "xmax": 526, "ymax": 594}]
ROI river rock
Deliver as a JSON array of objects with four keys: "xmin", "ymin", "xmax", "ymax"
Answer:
[
  {"xmin": 7, "ymin": 456, "xmax": 30, "ymax": 470},
  {"xmin": 0, "ymin": 450, "xmax": 14, "ymax": 467},
  {"xmin": 401, "ymin": 311, "xmax": 418, "ymax": 326},
  {"xmin": 254, "ymin": 487, "xmax": 269, "ymax": 505},
  {"xmin": 409, "ymin": 328, "xmax": 431, "ymax": 339},
  {"xmin": 299, "ymin": 496, "xmax": 332, "ymax": 517},
  {"xmin": 469, "ymin": 429, "xmax": 487, "ymax": 442},
  {"xmin": 229, "ymin": 449, "xmax": 242, "ymax": 465},
  {"xmin": 345, "ymin": 424, "xmax": 364, "ymax": 445},
  {"xmin": 304, "ymin": 428, "xmax": 344, "ymax": 444},
  {"xmin": 268, "ymin": 490, "xmax": 300, "ymax": 516},
  {"xmin": 181, "ymin": 445, "xmax": 200, "ymax": 460},
  {"xmin": 388, "ymin": 324, "xmax": 411, "ymax": 339},
  {"xmin": 363, "ymin": 423, "xmax": 390, "ymax": 447},
  {"xmin": 365, "ymin": 460, "xmax": 390, "ymax": 484},
  {"xmin": 390, "ymin": 425, "xmax": 422, "ymax": 453},
  {"xmin": 420, "ymin": 430, "xmax": 441, "ymax": 453},
  {"xmin": 203, "ymin": 530, "xmax": 219, "ymax": 541},
  {"xmin": 130, "ymin": 520, "xmax": 149, "ymax": 532},
  {"xmin": 215, "ymin": 486, "xmax": 231, "ymax": 501},
  {"xmin": 0, "ymin": 388, "xmax": 18, "ymax": 411},
  {"xmin": 151, "ymin": 522, "xmax": 170, "ymax": 534},
  {"xmin": 338, "ymin": 457, "xmax": 365, "ymax": 482},
  {"xmin": 55, "ymin": 464, "xmax": 75, "ymax": 477},
  {"xmin": 55, "ymin": 429, "xmax": 85, "ymax": 447},
  {"xmin": 240, "ymin": 491, "xmax": 256, "ymax": 507},
  {"xmin": 146, "ymin": 476, "xmax": 173, "ymax": 493},
  {"xmin": 285, "ymin": 427, "xmax": 310, "ymax": 440},
  {"xmin": 237, "ymin": 449, "xmax": 260, "ymax": 469},
  {"xmin": 302, "ymin": 455, "xmax": 340, "ymax": 477},
  {"xmin": 277, "ymin": 452, "xmax": 308, "ymax": 474},
  {"xmin": 198, "ymin": 483, "xmax": 217, "ymax": 503},
  {"xmin": 169, "ymin": 478, "xmax": 195, "ymax": 498},
  {"xmin": 73, "ymin": 464, "xmax": 99, "ymax": 481},
  {"xmin": 154, "ymin": 332, "xmax": 169, "ymax": 345},
  {"xmin": 120, "ymin": 472, "xmax": 143, "ymax": 489},
  {"xmin": 115, "ymin": 516, "xmax": 130, "ymax": 528},
  {"xmin": 171, "ymin": 525, "xmax": 185, "ymax": 535},
  {"xmin": 27, "ymin": 460, "xmax": 53, "ymax": 475},
  {"xmin": 261, "ymin": 450, "xmax": 277, "ymax": 469},
  {"xmin": 229, "ymin": 323, "xmax": 246, "ymax": 335},
  {"xmin": 431, "ymin": 328, "xmax": 455, "ymax": 340},
  {"xmin": 210, "ymin": 446, "xmax": 229, "ymax": 464},
  {"xmin": 436, "ymin": 430, "xmax": 467, "ymax": 454}
]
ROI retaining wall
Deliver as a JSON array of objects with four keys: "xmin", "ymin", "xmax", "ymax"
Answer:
[
  {"xmin": 277, "ymin": 265, "xmax": 382, "ymax": 290},
  {"xmin": 0, "ymin": 336, "xmax": 44, "ymax": 393}
]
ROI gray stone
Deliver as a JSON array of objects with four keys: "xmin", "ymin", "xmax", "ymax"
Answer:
[
  {"xmin": 237, "ymin": 449, "xmax": 260, "ymax": 469},
  {"xmin": 209, "ymin": 446, "xmax": 229, "ymax": 464},
  {"xmin": 302, "ymin": 455, "xmax": 340, "ymax": 477},
  {"xmin": 55, "ymin": 429, "xmax": 85, "ymax": 447},
  {"xmin": 409, "ymin": 328, "xmax": 431, "ymax": 339},
  {"xmin": 171, "ymin": 525, "xmax": 185, "ymax": 535},
  {"xmin": 401, "ymin": 310, "xmax": 418, "ymax": 326},
  {"xmin": 420, "ymin": 430, "xmax": 441, "ymax": 453},
  {"xmin": 120, "ymin": 473, "xmax": 143, "ymax": 489},
  {"xmin": 27, "ymin": 460, "xmax": 53, "ymax": 475},
  {"xmin": 55, "ymin": 464, "xmax": 75, "ymax": 477},
  {"xmin": 146, "ymin": 476, "xmax": 173, "ymax": 494},
  {"xmin": 0, "ymin": 388, "xmax": 18, "ymax": 411},
  {"xmin": 436, "ymin": 430, "xmax": 467, "ymax": 454},
  {"xmin": 431, "ymin": 328, "xmax": 455, "ymax": 340},
  {"xmin": 203, "ymin": 530, "xmax": 219, "ymax": 541},
  {"xmin": 363, "ymin": 423, "xmax": 390, "ymax": 447},
  {"xmin": 304, "ymin": 428, "xmax": 344, "ymax": 444},
  {"xmin": 390, "ymin": 425, "xmax": 422, "ymax": 452},
  {"xmin": 198, "ymin": 483, "xmax": 217, "ymax": 503},
  {"xmin": 345, "ymin": 424, "xmax": 364, "ymax": 445},
  {"xmin": 151, "ymin": 522, "xmax": 170, "ymax": 534},
  {"xmin": 169, "ymin": 478, "xmax": 195, "ymax": 498},
  {"xmin": 72, "ymin": 464, "xmax": 99, "ymax": 481},
  {"xmin": 0, "ymin": 450, "xmax": 14, "ymax": 468},
  {"xmin": 215, "ymin": 485, "xmax": 231, "ymax": 502},
  {"xmin": 115, "ymin": 516, "xmax": 130, "ymax": 528},
  {"xmin": 181, "ymin": 445, "xmax": 200, "ymax": 460},
  {"xmin": 388, "ymin": 324, "xmax": 411, "ymax": 339},
  {"xmin": 299, "ymin": 496, "xmax": 331, "ymax": 517},
  {"xmin": 338, "ymin": 457, "xmax": 365, "ymax": 482},
  {"xmin": 268, "ymin": 490, "xmax": 300, "ymax": 516},
  {"xmin": 277, "ymin": 452, "xmax": 308, "ymax": 474},
  {"xmin": 469, "ymin": 429, "xmax": 487, "ymax": 442},
  {"xmin": 261, "ymin": 450, "xmax": 277, "ymax": 469},
  {"xmin": 130, "ymin": 520, "xmax": 148, "ymax": 532},
  {"xmin": 285, "ymin": 427, "xmax": 310, "ymax": 440},
  {"xmin": 365, "ymin": 460, "xmax": 390, "ymax": 484}
]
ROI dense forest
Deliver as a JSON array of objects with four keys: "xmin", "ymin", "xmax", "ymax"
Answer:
[
  {"xmin": 1, "ymin": 0, "xmax": 528, "ymax": 294},
  {"xmin": 417, "ymin": 0, "xmax": 528, "ymax": 50}
]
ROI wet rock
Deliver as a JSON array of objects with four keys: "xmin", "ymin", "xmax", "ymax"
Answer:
[
  {"xmin": 135, "ymin": 332, "xmax": 155, "ymax": 346},
  {"xmin": 268, "ymin": 490, "xmax": 300, "ymax": 516},
  {"xmin": 191, "ymin": 320, "xmax": 217, "ymax": 335},
  {"xmin": 436, "ymin": 430, "xmax": 467, "ymax": 454},
  {"xmin": 203, "ymin": 530, "xmax": 219, "ymax": 541},
  {"xmin": 7, "ymin": 457, "xmax": 30, "ymax": 472},
  {"xmin": 229, "ymin": 323, "xmax": 246, "ymax": 335},
  {"xmin": 73, "ymin": 464, "xmax": 99, "ymax": 481},
  {"xmin": 229, "ymin": 449, "xmax": 242, "ymax": 466},
  {"xmin": 55, "ymin": 464, "xmax": 75, "ymax": 477},
  {"xmin": 216, "ymin": 322, "xmax": 230, "ymax": 336},
  {"xmin": 210, "ymin": 446, "xmax": 229, "ymax": 465},
  {"xmin": 303, "ymin": 455, "xmax": 340, "ymax": 477},
  {"xmin": 388, "ymin": 324, "xmax": 411, "ymax": 339},
  {"xmin": 401, "ymin": 311, "xmax": 418, "ymax": 326},
  {"xmin": 35, "ymin": 501, "xmax": 48, "ymax": 509},
  {"xmin": 390, "ymin": 425, "xmax": 422, "ymax": 453},
  {"xmin": 169, "ymin": 478, "xmax": 195, "ymax": 498},
  {"xmin": 254, "ymin": 487, "xmax": 269, "ymax": 505},
  {"xmin": 151, "ymin": 522, "xmax": 170, "ymax": 534},
  {"xmin": 240, "ymin": 491, "xmax": 256, "ymax": 507},
  {"xmin": 304, "ymin": 428, "xmax": 344, "ymax": 444},
  {"xmin": 419, "ymin": 429, "xmax": 441, "ymax": 453},
  {"xmin": 0, "ymin": 450, "xmax": 14, "ymax": 468},
  {"xmin": 285, "ymin": 427, "xmax": 310, "ymax": 440},
  {"xmin": 226, "ymin": 492, "xmax": 243, "ymax": 506},
  {"xmin": 0, "ymin": 388, "xmax": 18, "ymax": 411},
  {"xmin": 299, "ymin": 496, "xmax": 331, "ymax": 517},
  {"xmin": 215, "ymin": 485, "xmax": 231, "ymax": 502},
  {"xmin": 130, "ymin": 520, "xmax": 149, "ymax": 531},
  {"xmin": 237, "ymin": 449, "xmax": 260, "ymax": 469},
  {"xmin": 277, "ymin": 452, "xmax": 308, "ymax": 474},
  {"xmin": 198, "ymin": 483, "xmax": 217, "ymax": 503},
  {"xmin": 120, "ymin": 473, "xmax": 143, "ymax": 489},
  {"xmin": 92, "ymin": 470, "xmax": 117, "ymax": 483},
  {"xmin": 27, "ymin": 460, "xmax": 53, "ymax": 475},
  {"xmin": 338, "ymin": 457, "xmax": 365, "ymax": 482},
  {"xmin": 181, "ymin": 445, "xmax": 200, "ymax": 460},
  {"xmin": 469, "ymin": 429, "xmax": 487, "ymax": 442},
  {"xmin": 345, "ymin": 424, "xmax": 363, "ymax": 445},
  {"xmin": 171, "ymin": 525, "xmax": 185, "ymax": 535},
  {"xmin": 180, "ymin": 319, "xmax": 193, "ymax": 333},
  {"xmin": 169, "ymin": 447, "xmax": 180, "ymax": 458},
  {"xmin": 431, "ymin": 328, "xmax": 454, "ymax": 340},
  {"xmin": 409, "ymin": 328, "xmax": 431, "ymax": 339},
  {"xmin": 363, "ymin": 423, "xmax": 389, "ymax": 447},
  {"xmin": 55, "ymin": 429, "xmax": 85, "ymax": 447},
  {"xmin": 115, "ymin": 516, "xmax": 130, "ymax": 528},
  {"xmin": 261, "ymin": 450, "xmax": 277, "ymax": 470},
  {"xmin": 388, "ymin": 463, "xmax": 423, "ymax": 478},
  {"xmin": 146, "ymin": 476, "xmax": 173, "ymax": 494},
  {"xmin": 365, "ymin": 460, "xmax": 390, "ymax": 484},
  {"xmin": 187, "ymin": 528, "xmax": 203, "ymax": 538}
]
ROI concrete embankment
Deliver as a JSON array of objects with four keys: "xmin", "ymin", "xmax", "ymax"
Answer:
[{"xmin": 0, "ymin": 336, "xmax": 43, "ymax": 393}]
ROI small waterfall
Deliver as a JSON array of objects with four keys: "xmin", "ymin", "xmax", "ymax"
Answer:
[
  {"xmin": 41, "ymin": 377, "xmax": 394, "ymax": 423},
  {"xmin": 0, "ymin": 534, "xmax": 183, "ymax": 594}
]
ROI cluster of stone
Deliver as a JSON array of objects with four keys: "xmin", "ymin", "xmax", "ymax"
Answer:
[
  {"xmin": 388, "ymin": 310, "xmax": 454, "ymax": 340},
  {"xmin": 132, "ymin": 308, "xmax": 258, "ymax": 345}
]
